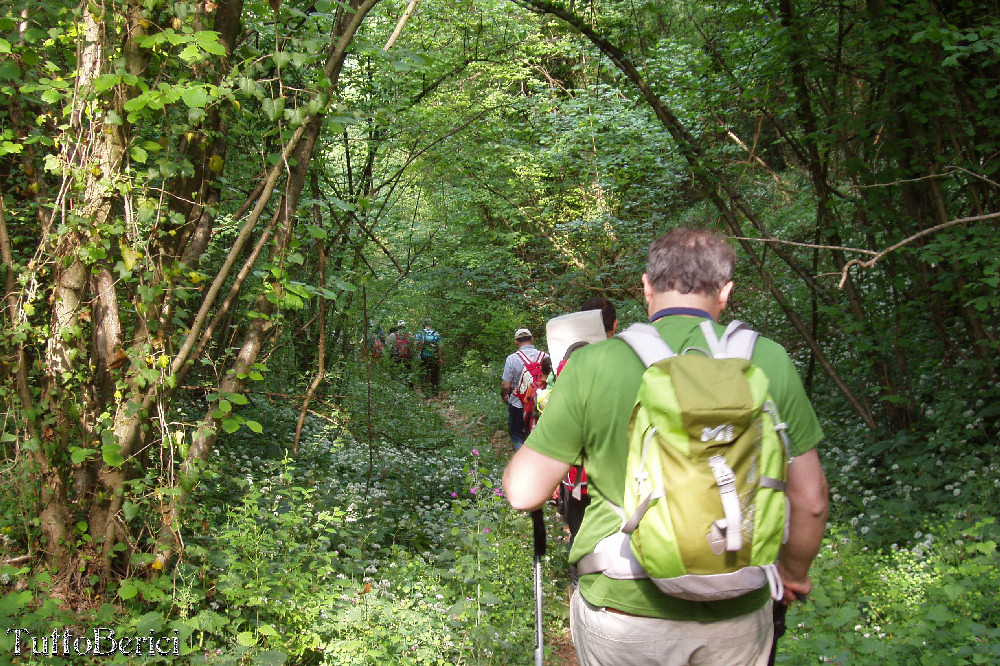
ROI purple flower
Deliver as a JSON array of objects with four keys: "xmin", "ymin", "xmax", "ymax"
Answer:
[
  {"xmin": 494, "ymin": 488, "xmax": 503, "ymax": 497},
  {"xmin": 470, "ymin": 487, "xmax": 478, "ymax": 495},
  {"xmin": 471, "ymin": 449, "xmax": 479, "ymax": 456},
  {"xmin": 483, "ymin": 528, "xmax": 491, "ymax": 533},
  {"xmin": 450, "ymin": 492, "xmax": 457, "ymax": 498}
]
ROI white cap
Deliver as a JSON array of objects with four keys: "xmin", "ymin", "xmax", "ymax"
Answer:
[
  {"xmin": 397, "ymin": 320, "xmax": 406, "ymax": 327},
  {"xmin": 514, "ymin": 328, "xmax": 532, "ymax": 340}
]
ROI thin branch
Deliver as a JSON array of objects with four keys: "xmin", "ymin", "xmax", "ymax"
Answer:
[
  {"xmin": 853, "ymin": 166, "xmax": 1000, "ymax": 190},
  {"xmin": 294, "ymin": 193, "xmax": 327, "ymax": 454},
  {"xmin": 2, "ymin": 555, "xmax": 30, "ymax": 566},
  {"xmin": 731, "ymin": 236, "xmax": 878, "ymax": 257},
  {"xmin": 384, "ymin": 0, "xmax": 420, "ymax": 51},
  {"xmin": 839, "ymin": 211, "xmax": 1000, "ymax": 287}
]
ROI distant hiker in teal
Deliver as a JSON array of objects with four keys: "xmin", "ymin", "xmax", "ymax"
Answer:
[
  {"xmin": 503, "ymin": 228, "xmax": 829, "ymax": 666},
  {"xmin": 500, "ymin": 328, "xmax": 547, "ymax": 452},
  {"xmin": 415, "ymin": 319, "xmax": 444, "ymax": 396}
]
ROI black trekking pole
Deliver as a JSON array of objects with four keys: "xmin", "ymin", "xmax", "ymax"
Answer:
[
  {"xmin": 531, "ymin": 508, "xmax": 546, "ymax": 666},
  {"xmin": 769, "ymin": 592, "xmax": 806, "ymax": 665}
]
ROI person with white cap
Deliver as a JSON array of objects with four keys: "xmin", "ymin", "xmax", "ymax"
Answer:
[{"xmin": 500, "ymin": 327, "xmax": 547, "ymax": 451}]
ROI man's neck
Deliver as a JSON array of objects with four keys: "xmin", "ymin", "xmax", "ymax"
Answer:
[{"xmin": 646, "ymin": 291, "xmax": 721, "ymax": 321}]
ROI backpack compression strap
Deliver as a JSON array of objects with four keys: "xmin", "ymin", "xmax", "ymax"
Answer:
[
  {"xmin": 616, "ymin": 323, "xmax": 675, "ymax": 366},
  {"xmin": 699, "ymin": 319, "xmax": 759, "ymax": 360},
  {"xmin": 577, "ymin": 324, "xmax": 678, "ymax": 581},
  {"xmin": 515, "ymin": 349, "xmax": 545, "ymax": 368},
  {"xmin": 620, "ymin": 320, "xmax": 758, "ymax": 364}
]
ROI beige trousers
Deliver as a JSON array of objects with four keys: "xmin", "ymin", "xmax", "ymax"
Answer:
[{"xmin": 570, "ymin": 588, "xmax": 774, "ymax": 666}]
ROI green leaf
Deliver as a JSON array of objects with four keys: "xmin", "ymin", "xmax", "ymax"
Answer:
[
  {"xmin": 93, "ymin": 74, "xmax": 120, "ymax": 91},
  {"xmin": 119, "ymin": 582, "xmax": 138, "ymax": 600},
  {"xmin": 925, "ymin": 604, "xmax": 954, "ymax": 623},
  {"xmin": 123, "ymin": 95, "xmax": 148, "ymax": 113},
  {"xmin": 221, "ymin": 418, "xmax": 240, "ymax": 434},
  {"xmin": 122, "ymin": 501, "xmax": 139, "ymax": 521},
  {"xmin": 0, "ymin": 61, "xmax": 20, "ymax": 81},
  {"xmin": 40, "ymin": 88, "xmax": 62, "ymax": 104},
  {"xmin": 130, "ymin": 145, "xmax": 148, "ymax": 163},
  {"xmin": 969, "ymin": 540, "xmax": 997, "ymax": 554},
  {"xmin": 263, "ymin": 97, "xmax": 285, "ymax": 121},
  {"xmin": 102, "ymin": 443, "xmax": 126, "ymax": 467},
  {"xmin": 0, "ymin": 141, "xmax": 24, "ymax": 157},
  {"xmin": 195, "ymin": 31, "xmax": 227, "ymax": 55},
  {"xmin": 181, "ymin": 86, "xmax": 208, "ymax": 108},
  {"xmin": 178, "ymin": 44, "xmax": 202, "ymax": 62},
  {"xmin": 70, "ymin": 446, "xmax": 96, "ymax": 464},
  {"xmin": 245, "ymin": 420, "xmax": 263, "ymax": 433},
  {"xmin": 272, "ymin": 52, "xmax": 292, "ymax": 69},
  {"xmin": 254, "ymin": 650, "xmax": 287, "ymax": 666},
  {"xmin": 236, "ymin": 631, "xmax": 257, "ymax": 647}
]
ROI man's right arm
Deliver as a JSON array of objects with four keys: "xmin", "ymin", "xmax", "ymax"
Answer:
[
  {"xmin": 503, "ymin": 447, "xmax": 572, "ymax": 511},
  {"xmin": 778, "ymin": 447, "xmax": 829, "ymax": 603}
]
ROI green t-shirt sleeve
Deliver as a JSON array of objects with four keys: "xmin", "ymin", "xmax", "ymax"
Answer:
[
  {"xmin": 753, "ymin": 337, "xmax": 824, "ymax": 457},
  {"xmin": 524, "ymin": 356, "xmax": 588, "ymax": 465}
]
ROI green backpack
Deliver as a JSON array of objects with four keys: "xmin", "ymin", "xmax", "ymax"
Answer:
[{"xmin": 577, "ymin": 320, "xmax": 791, "ymax": 602}]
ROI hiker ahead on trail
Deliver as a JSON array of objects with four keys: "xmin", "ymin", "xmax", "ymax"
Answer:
[
  {"xmin": 503, "ymin": 228, "xmax": 829, "ymax": 666},
  {"xmin": 386, "ymin": 320, "xmax": 412, "ymax": 364},
  {"xmin": 415, "ymin": 319, "xmax": 444, "ymax": 396},
  {"xmin": 499, "ymin": 328, "xmax": 547, "ymax": 452}
]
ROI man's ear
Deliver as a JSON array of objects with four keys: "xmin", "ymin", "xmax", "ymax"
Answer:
[
  {"xmin": 718, "ymin": 281, "xmax": 734, "ymax": 311},
  {"xmin": 641, "ymin": 273, "xmax": 654, "ymax": 304}
]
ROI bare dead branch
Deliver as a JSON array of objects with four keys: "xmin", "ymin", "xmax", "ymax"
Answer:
[
  {"xmin": 731, "ymin": 236, "xmax": 878, "ymax": 258},
  {"xmin": 384, "ymin": 0, "xmax": 420, "ymax": 51},
  {"xmin": 838, "ymin": 211, "xmax": 1000, "ymax": 288}
]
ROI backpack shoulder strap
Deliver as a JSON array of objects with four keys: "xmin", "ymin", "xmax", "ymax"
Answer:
[
  {"xmin": 616, "ymin": 323, "xmax": 675, "ymax": 367},
  {"xmin": 699, "ymin": 319, "xmax": 759, "ymax": 360}
]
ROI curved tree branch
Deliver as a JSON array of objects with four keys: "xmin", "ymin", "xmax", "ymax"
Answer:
[{"xmin": 839, "ymin": 211, "xmax": 1000, "ymax": 288}]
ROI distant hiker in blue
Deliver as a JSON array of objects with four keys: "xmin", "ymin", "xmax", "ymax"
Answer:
[{"xmin": 415, "ymin": 319, "xmax": 443, "ymax": 396}]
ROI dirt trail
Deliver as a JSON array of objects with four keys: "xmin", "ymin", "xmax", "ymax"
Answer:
[
  {"xmin": 550, "ymin": 627, "xmax": 579, "ymax": 665},
  {"xmin": 437, "ymin": 398, "xmax": 580, "ymax": 664}
]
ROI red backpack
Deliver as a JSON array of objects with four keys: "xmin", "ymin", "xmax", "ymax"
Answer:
[
  {"xmin": 514, "ymin": 350, "xmax": 547, "ymax": 433},
  {"xmin": 396, "ymin": 332, "xmax": 411, "ymax": 359},
  {"xmin": 513, "ymin": 350, "xmax": 547, "ymax": 401}
]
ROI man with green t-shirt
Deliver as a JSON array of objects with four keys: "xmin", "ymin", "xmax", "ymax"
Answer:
[{"xmin": 502, "ymin": 228, "xmax": 829, "ymax": 666}]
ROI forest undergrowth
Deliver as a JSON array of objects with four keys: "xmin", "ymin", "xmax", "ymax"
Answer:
[{"xmin": 2, "ymin": 360, "xmax": 999, "ymax": 665}]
